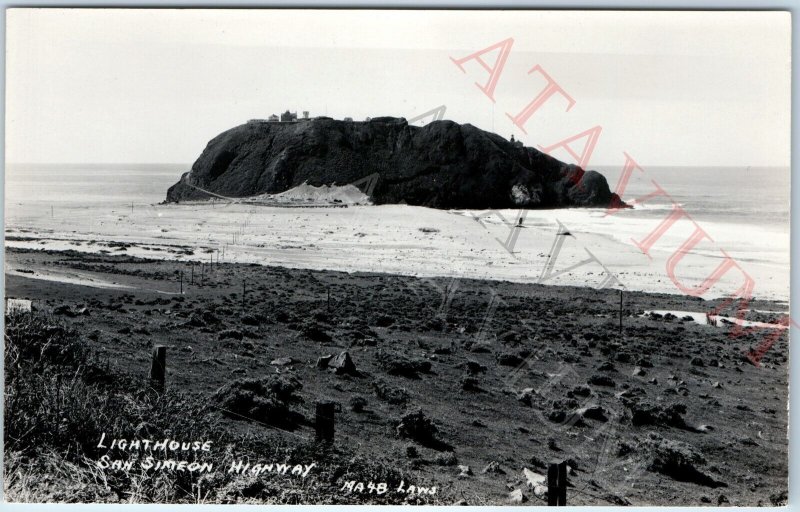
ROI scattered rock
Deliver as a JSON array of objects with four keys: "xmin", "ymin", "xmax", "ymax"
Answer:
[
  {"xmin": 570, "ymin": 385, "xmax": 591, "ymax": 397},
  {"xmin": 497, "ymin": 352, "xmax": 524, "ymax": 367},
  {"xmin": 508, "ymin": 488, "xmax": 527, "ymax": 504},
  {"xmin": 628, "ymin": 402, "xmax": 689, "ymax": 430},
  {"xmin": 270, "ymin": 356, "xmax": 294, "ymax": 366},
  {"xmin": 329, "ymin": 351, "xmax": 358, "ymax": 375},
  {"xmin": 575, "ymin": 405, "xmax": 609, "ymax": 422},
  {"xmin": 396, "ymin": 410, "xmax": 450, "ymax": 450},
  {"xmin": 458, "ymin": 465, "xmax": 473, "ymax": 477},
  {"xmin": 378, "ymin": 351, "xmax": 431, "ymax": 377},
  {"xmin": 316, "ymin": 354, "xmax": 333, "ymax": 369},
  {"xmin": 482, "ymin": 461, "xmax": 506, "ymax": 474},
  {"xmin": 643, "ymin": 433, "xmax": 727, "ymax": 488},
  {"xmin": 517, "ymin": 387, "xmax": 537, "ymax": 406},
  {"xmin": 373, "ymin": 379, "xmax": 410, "ymax": 405},
  {"xmin": 637, "ymin": 358, "xmax": 654, "ymax": 368},
  {"xmin": 597, "ymin": 361, "xmax": 617, "ymax": 372},
  {"xmin": 523, "ymin": 468, "xmax": 547, "ymax": 497},
  {"xmin": 588, "ymin": 374, "xmax": 616, "ymax": 387}
]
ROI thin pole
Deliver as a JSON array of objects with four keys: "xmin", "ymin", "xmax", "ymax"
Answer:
[
  {"xmin": 315, "ymin": 402, "xmax": 335, "ymax": 442},
  {"xmin": 557, "ymin": 461, "xmax": 567, "ymax": 506},
  {"xmin": 547, "ymin": 464, "xmax": 558, "ymax": 506},
  {"xmin": 149, "ymin": 345, "xmax": 167, "ymax": 393}
]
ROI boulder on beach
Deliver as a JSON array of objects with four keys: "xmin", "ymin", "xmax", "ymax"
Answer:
[{"xmin": 166, "ymin": 117, "xmax": 625, "ymax": 210}]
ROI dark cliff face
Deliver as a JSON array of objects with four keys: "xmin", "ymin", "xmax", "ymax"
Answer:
[{"xmin": 166, "ymin": 117, "xmax": 623, "ymax": 209}]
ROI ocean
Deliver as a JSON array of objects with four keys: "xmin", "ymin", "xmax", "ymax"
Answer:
[
  {"xmin": 6, "ymin": 164, "xmax": 790, "ymax": 227},
  {"xmin": 598, "ymin": 165, "xmax": 790, "ymax": 231}
]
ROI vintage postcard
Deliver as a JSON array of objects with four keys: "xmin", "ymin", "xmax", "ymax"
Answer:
[{"xmin": 3, "ymin": 8, "xmax": 791, "ymax": 506}]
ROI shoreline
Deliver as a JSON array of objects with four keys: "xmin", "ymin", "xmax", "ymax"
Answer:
[
  {"xmin": 4, "ymin": 246, "xmax": 789, "ymax": 320},
  {"xmin": 4, "ymin": 202, "xmax": 790, "ymax": 303}
]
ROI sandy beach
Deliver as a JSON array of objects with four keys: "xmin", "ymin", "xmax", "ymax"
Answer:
[{"xmin": 5, "ymin": 202, "xmax": 790, "ymax": 303}]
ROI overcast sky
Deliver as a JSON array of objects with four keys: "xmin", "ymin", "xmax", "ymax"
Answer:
[{"xmin": 6, "ymin": 9, "xmax": 791, "ymax": 167}]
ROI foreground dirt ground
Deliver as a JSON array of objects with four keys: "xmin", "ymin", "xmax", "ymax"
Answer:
[{"xmin": 4, "ymin": 247, "xmax": 789, "ymax": 505}]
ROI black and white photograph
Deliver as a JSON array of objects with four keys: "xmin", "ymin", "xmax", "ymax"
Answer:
[{"xmin": 2, "ymin": 8, "xmax": 792, "ymax": 505}]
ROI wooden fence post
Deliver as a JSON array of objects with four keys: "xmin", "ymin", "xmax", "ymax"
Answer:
[
  {"xmin": 149, "ymin": 345, "xmax": 166, "ymax": 393},
  {"xmin": 547, "ymin": 462, "xmax": 567, "ymax": 506},
  {"xmin": 547, "ymin": 463, "xmax": 558, "ymax": 506},
  {"xmin": 315, "ymin": 402, "xmax": 335, "ymax": 442}
]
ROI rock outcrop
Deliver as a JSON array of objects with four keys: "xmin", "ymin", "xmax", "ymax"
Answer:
[{"xmin": 166, "ymin": 117, "xmax": 624, "ymax": 209}]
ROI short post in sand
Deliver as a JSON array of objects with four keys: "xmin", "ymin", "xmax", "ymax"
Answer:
[
  {"xmin": 149, "ymin": 345, "xmax": 167, "ymax": 393},
  {"xmin": 315, "ymin": 402, "xmax": 335, "ymax": 442}
]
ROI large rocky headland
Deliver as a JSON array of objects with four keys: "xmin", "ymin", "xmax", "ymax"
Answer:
[{"xmin": 166, "ymin": 117, "xmax": 623, "ymax": 209}]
